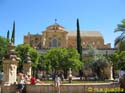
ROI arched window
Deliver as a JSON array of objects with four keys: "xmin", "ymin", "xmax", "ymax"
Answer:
[
  {"xmin": 49, "ymin": 42, "xmax": 51, "ymax": 47},
  {"xmin": 35, "ymin": 38, "xmax": 38, "ymax": 44},
  {"xmin": 58, "ymin": 42, "xmax": 61, "ymax": 46},
  {"xmin": 52, "ymin": 39, "xmax": 58, "ymax": 47}
]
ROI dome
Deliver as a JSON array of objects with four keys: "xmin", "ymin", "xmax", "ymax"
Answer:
[{"xmin": 46, "ymin": 23, "xmax": 65, "ymax": 30}]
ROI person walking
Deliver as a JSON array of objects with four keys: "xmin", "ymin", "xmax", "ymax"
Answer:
[
  {"xmin": 68, "ymin": 68, "xmax": 72, "ymax": 83},
  {"xmin": 59, "ymin": 72, "xmax": 64, "ymax": 81},
  {"xmin": 54, "ymin": 75, "xmax": 61, "ymax": 93},
  {"xmin": 119, "ymin": 74, "xmax": 125, "ymax": 93}
]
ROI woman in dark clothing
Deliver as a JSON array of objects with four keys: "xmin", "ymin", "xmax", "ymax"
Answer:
[{"xmin": 119, "ymin": 74, "xmax": 125, "ymax": 93}]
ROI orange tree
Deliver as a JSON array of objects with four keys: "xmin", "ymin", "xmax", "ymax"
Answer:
[
  {"xmin": 16, "ymin": 44, "xmax": 39, "ymax": 75},
  {"xmin": 38, "ymin": 48, "xmax": 83, "ymax": 78}
]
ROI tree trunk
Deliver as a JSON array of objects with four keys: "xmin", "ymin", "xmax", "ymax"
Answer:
[{"xmin": 63, "ymin": 69, "xmax": 68, "ymax": 79}]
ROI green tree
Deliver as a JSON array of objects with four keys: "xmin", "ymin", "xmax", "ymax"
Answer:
[
  {"xmin": 16, "ymin": 44, "xmax": 40, "ymax": 74},
  {"xmin": 92, "ymin": 58, "xmax": 111, "ymax": 80},
  {"xmin": 108, "ymin": 51, "xmax": 125, "ymax": 78},
  {"xmin": 43, "ymin": 48, "xmax": 67, "ymax": 72},
  {"xmin": 83, "ymin": 48, "xmax": 107, "ymax": 80},
  {"xmin": 66, "ymin": 48, "xmax": 82, "ymax": 70},
  {"xmin": 87, "ymin": 44, "xmax": 98, "ymax": 61},
  {"xmin": 82, "ymin": 61, "xmax": 93, "ymax": 80},
  {"xmin": 40, "ymin": 48, "xmax": 82, "ymax": 78},
  {"xmin": 118, "ymin": 51, "xmax": 125, "ymax": 70},
  {"xmin": 29, "ymin": 47, "xmax": 40, "ymax": 75},
  {"xmin": 63, "ymin": 48, "xmax": 82, "ymax": 78},
  {"xmin": 116, "ymin": 51, "xmax": 125, "ymax": 70},
  {"xmin": 77, "ymin": 18, "xmax": 82, "ymax": 61},
  {"xmin": 109, "ymin": 52, "xmax": 120, "ymax": 70},
  {"xmin": 38, "ymin": 54, "xmax": 52, "ymax": 79},
  {"xmin": 0, "ymin": 36, "xmax": 9, "ymax": 71},
  {"xmin": 11, "ymin": 21, "xmax": 15, "ymax": 44},
  {"xmin": 114, "ymin": 19, "xmax": 125, "ymax": 51},
  {"xmin": 16, "ymin": 44, "xmax": 30, "ymax": 72},
  {"xmin": 38, "ymin": 54, "xmax": 51, "ymax": 71},
  {"xmin": 109, "ymin": 51, "xmax": 125, "ymax": 70},
  {"xmin": 7, "ymin": 30, "xmax": 10, "ymax": 42}
]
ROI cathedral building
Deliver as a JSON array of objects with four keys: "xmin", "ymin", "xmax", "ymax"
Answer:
[{"xmin": 24, "ymin": 23, "xmax": 111, "ymax": 50}]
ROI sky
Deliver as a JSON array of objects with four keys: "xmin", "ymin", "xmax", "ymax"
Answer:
[{"xmin": 0, "ymin": 0, "xmax": 125, "ymax": 48}]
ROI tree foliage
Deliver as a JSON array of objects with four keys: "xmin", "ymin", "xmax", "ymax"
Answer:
[
  {"xmin": 7, "ymin": 30, "xmax": 10, "ymax": 42},
  {"xmin": 29, "ymin": 48, "xmax": 40, "ymax": 68},
  {"xmin": 86, "ymin": 44, "xmax": 98, "ymax": 61},
  {"xmin": 77, "ymin": 18, "xmax": 82, "ymax": 61},
  {"xmin": 38, "ymin": 54, "xmax": 51, "ymax": 72},
  {"xmin": 0, "ymin": 36, "xmax": 9, "ymax": 61},
  {"xmin": 38, "ymin": 48, "xmax": 82, "ymax": 72},
  {"xmin": 16, "ymin": 44, "xmax": 40, "ymax": 72},
  {"xmin": 114, "ymin": 19, "xmax": 125, "ymax": 51},
  {"xmin": 109, "ymin": 51, "xmax": 125, "ymax": 70},
  {"xmin": 83, "ymin": 46, "xmax": 112, "ymax": 80},
  {"xmin": 0, "ymin": 36, "xmax": 9, "ymax": 71},
  {"xmin": 92, "ymin": 58, "xmax": 111, "ymax": 80},
  {"xmin": 11, "ymin": 21, "xmax": 15, "ymax": 44}
]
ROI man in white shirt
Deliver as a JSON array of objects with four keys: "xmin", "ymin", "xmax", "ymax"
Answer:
[{"xmin": 54, "ymin": 75, "xmax": 61, "ymax": 93}]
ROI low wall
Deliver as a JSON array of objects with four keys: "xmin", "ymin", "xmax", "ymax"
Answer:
[
  {"xmin": 0, "ymin": 82, "xmax": 120, "ymax": 93},
  {"xmin": 26, "ymin": 83, "xmax": 120, "ymax": 93},
  {"xmin": 0, "ymin": 84, "xmax": 16, "ymax": 93}
]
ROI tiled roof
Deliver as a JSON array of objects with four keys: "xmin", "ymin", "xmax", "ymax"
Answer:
[{"xmin": 67, "ymin": 31, "xmax": 103, "ymax": 37}]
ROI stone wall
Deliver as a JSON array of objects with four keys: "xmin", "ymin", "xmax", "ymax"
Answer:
[
  {"xmin": 0, "ymin": 85, "xmax": 16, "ymax": 93},
  {"xmin": 24, "ymin": 24, "xmax": 111, "ymax": 49},
  {"xmin": 0, "ymin": 82, "xmax": 120, "ymax": 93},
  {"xmin": 38, "ymin": 48, "xmax": 116, "ymax": 55},
  {"xmin": 26, "ymin": 83, "xmax": 120, "ymax": 93}
]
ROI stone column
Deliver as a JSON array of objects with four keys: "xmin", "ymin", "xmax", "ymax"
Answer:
[
  {"xmin": 109, "ymin": 64, "xmax": 114, "ymax": 80},
  {"xmin": 2, "ymin": 43, "xmax": 19, "ymax": 85},
  {"xmin": 23, "ymin": 52, "xmax": 32, "ymax": 76}
]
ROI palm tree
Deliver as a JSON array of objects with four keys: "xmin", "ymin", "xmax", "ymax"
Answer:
[{"xmin": 114, "ymin": 19, "xmax": 125, "ymax": 51}]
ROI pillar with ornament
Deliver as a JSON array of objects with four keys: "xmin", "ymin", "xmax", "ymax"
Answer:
[
  {"xmin": 2, "ymin": 42, "xmax": 19, "ymax": 85},
  {"xmin": 23, "ymin": 52, "xmax": 32, "ymax": 76}
]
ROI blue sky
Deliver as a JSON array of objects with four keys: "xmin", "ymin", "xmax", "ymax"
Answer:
[{"xmin": 0, "ymin": 0, "xmax": 125, "ymax": 48}]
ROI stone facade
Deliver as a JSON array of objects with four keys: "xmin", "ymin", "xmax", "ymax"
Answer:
[{"xmin": 24, "ymin": 23, "xmax": 111, "ymax": 49}]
